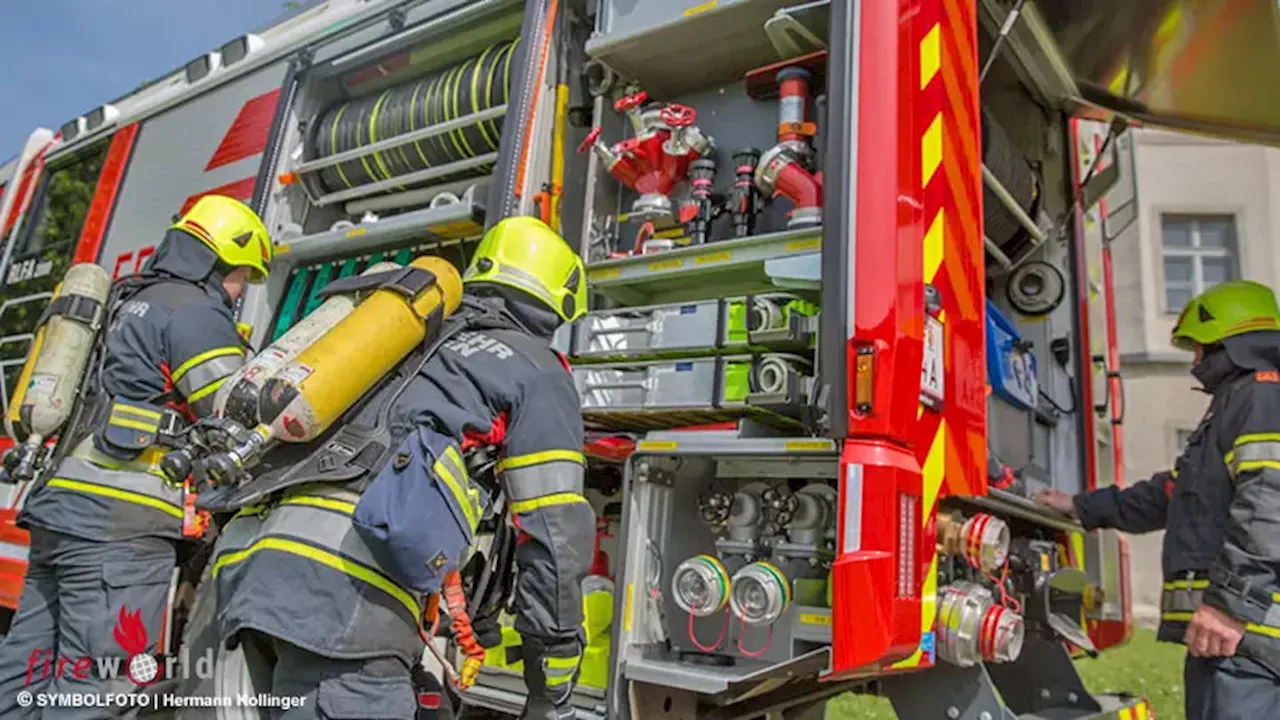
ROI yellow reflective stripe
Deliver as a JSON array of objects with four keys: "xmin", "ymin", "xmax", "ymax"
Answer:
[
  {"xmin": 510, "ymin": 492, "xmax": 588, "ymax": 514},
  {"xmin": 1161, "ymin": 611, "xmax": 1194, "ymax": 622},
  {"xmin": 546, "ymin": 674, "xmax": 574, "ymax": 688},
  {"xmin": 109, "ymin": 415, "xmax": 158, "ymax": 433},
  {"xmin": 82, "ymin": 447, "xmax": 168, "ymax": 477},
  {"xmin": 211, "ymin": 536, "xmax": 418, "ymax": 619},
  {"xmin": 546, "ymin": 656, "xmax": 579, "ymax": 669},
  {"xmin": 1170, "ymin": 466, "xmax": 1179, "ymax": 479},
  {"xmin": 187, "ymin": 376, "xmax": 228, "ymax": 406},
  {"xmin": 113, "ymin": 404, "xmax": 161, "ymax": 420},
  {"xmin": 433, "ymin": 458, "xmax": 479, "ymax": 531},
  {"xmin": 1234, "ymin": 433, "xmax": 1280, "ymax": 447},
  {"xmin": 498, "ymin": 449, "xmax": 585, "ymax": 473},
  {"xmin": 1235, "ymin": 460, "xmax": 1280, "ymax": 475},
  {"xmin": 172, "ymin": 346, "xmax": 243, "ymax": 384},
  {"xmin": 441, "ymin": 445, "xmax": 483, "ymax": 515},
  {"xmin": 282, "ymin": 495, "xmax": 356, "ymax": 515},
  {"xmin": 1248, "ymin": 623, "xmax": 1280, "ymax": 639},
  {"xmin": 233, "ymin": 504, "xmax": 269, "ymax": 520},
  {"xmin": 1163, "ymin": 579, "xmax": 1210, "ymax": 591},
  {"xmin": 46, "ymin": 478, "xmax": 183, "ymax": 519}
]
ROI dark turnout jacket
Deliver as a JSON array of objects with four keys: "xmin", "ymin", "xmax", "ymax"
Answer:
[{"xmin": 1076, "ymin": 331, "xmax": 1280, "ymax": 674}]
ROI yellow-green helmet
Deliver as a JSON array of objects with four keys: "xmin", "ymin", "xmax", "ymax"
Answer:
[
  {"xmin": 171, "ymin": 194, "xmax": 272, "ymax": 283},
  {"xmin": 464, "ymin": 216, "xmax": 586, "ymax": 323},
  {"xmin": 1171, "ymin": 280, "xmax": 1280, "ymax": 351}
]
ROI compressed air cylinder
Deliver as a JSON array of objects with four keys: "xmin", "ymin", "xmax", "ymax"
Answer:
[
  {"xmin": 258, "ymin": 255, "xmax": 463, "ymax": 443},
  {"xmin": 6, "ymin": 263, "xmax": 111, "ymax": 443},
  {"xmin": 215, "ymin": 261, "xmax": 403, "ymax": 427}
]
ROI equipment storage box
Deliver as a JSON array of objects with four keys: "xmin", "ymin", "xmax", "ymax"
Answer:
[
  {"xmin": 574, "ymin": 353, "xmax": 815, "ymax": 430},
  {"xmin": 555, "ymin": 293, "xmax": 816, "ymax": 362}
]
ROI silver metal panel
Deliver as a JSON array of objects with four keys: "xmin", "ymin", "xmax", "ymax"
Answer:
[
  {"xmin": 576, "ymin": 357, "xmax": 721, "ymax": 410},
  {"xmin": 97, "ymin": 61, "xmax": 289, "ymax": 271},
  {"xmin": 571, "ymin": 300, "xmax": 722, "ymax": 358}
]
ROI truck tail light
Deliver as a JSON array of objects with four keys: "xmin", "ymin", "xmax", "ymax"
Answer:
[
  {"xmin": 854, "ymin": 347, "xmax": 875, "ymax": 413},
  {"xmin": 898, "ymin": 492, "xmax": 918, "ymax": 598}
]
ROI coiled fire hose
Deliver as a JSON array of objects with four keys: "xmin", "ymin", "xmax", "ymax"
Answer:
[
  {"xmin": 422, "ymin": 570, "xmax": 485, "ymax": 690},
  {"xmin": 307, "ymin": 39, "xmax": 518, "ymax": 195}
]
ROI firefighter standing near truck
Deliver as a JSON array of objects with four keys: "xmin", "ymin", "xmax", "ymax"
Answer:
[
  {"xmin": 1036, "ymin": 280, "xmax": 1280, "ymax": 719},
  {"xmin": 0, "ymin": 195, "xmax": 271, "ymax": 717},
  {"xmin": 193, "ymin": 216, "xmax": 594, "ymax": 720}
]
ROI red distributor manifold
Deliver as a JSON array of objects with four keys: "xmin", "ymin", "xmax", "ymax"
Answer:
[{"xmin": 578, "ymin": 91, "xmax": 711, "ymax": 210}]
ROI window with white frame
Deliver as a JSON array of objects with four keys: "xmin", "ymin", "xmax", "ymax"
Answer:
[
  {"xmin": 1176, "ymin": 428, "xmax": 1194, "ymax": 454},
  {"xmin": 1161, "ymin": 214, "xmax": 1239, "ymax": 312}
]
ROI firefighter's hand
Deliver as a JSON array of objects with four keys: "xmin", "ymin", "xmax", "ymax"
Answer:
[
  {"xmin": 1185, "ymin": 604, "xmax": 1245, "ymax": 657},
  {"xmin": 1033, "ymin": 488, "xmax": 1077, "ymax": 518}
]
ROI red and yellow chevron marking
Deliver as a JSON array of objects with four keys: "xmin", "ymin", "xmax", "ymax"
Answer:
[
  {"xmin": 894, "ymin": 0, "xmax": 985, "ymax": 670},
  {"xmin": 1117, "ymin": 699, "xmax": 1152, "ymax": 720}
]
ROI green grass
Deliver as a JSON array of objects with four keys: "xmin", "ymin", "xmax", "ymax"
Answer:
[{"xmin": 827, "ymin": 628, "xmax": 1185, "ymax": 719}]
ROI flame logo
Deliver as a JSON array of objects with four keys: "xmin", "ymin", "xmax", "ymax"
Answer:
[{"xmin": 112, "ymin": 606, "xmax": 158, "ymax": 686}]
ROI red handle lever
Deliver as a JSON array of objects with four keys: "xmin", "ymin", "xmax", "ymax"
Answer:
[
  {"xmin": 614, "ymin": 91, "xmax": 648, "ymax": 112},
  {"xmin": 660, "ymin": 104, "xmax": 696, "ymax": 128},
  {"xmin": 577, "ymin": 126, "xmax": 603, "ymax": 154}
]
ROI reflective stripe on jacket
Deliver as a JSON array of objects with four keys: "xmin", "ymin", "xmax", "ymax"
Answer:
[
  {"xmin": 21, "ymin": 437, "xmax": 185, "ymax": 542},
  {"xmin": 212, "ymin": 484, "xmax": 428, "ymax": 666}
]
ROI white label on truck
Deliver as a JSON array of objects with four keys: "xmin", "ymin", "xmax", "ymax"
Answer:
[{"xmin": 920, "ymin": 315, "xmax": 944, "ymax": 407}]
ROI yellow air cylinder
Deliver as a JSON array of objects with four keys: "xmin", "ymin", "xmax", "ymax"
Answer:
[
  {"xmin": 258, "ymin": 254, "xmax": 463, "ymax": 442},
  {"xmin": 4, "ymin": 263, "xmax": 111, "ymax": 480},
  {"xmin": 214, "ymin": 261, "xmax": 403, "ymax": 427}
]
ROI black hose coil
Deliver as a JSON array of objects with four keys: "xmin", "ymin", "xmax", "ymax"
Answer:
[{"xmin": 308, "ymin": 39, "xmax": 518, "ymax": 195}]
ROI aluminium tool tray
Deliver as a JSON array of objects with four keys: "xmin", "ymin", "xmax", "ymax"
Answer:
[
  {"xmin": 554, "ymin": 293, "xmax": 817, "ymax": 363},
  {"xmin": 573, "ymin": 352, "xmax": 815, "ymax": 431}
]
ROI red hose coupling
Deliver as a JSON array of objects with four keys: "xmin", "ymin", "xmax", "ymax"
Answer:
[{"xmin": 755, "ymin": 145, "xmax": 823, "ymax": 228}]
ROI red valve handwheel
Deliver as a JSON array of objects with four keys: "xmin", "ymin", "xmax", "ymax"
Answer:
[
  {"xmin": 577, "ymin": 126, "xmax": 603, "ymax": 154},
  {"xmin": 614, "ymin": 91, "xmax": 648, "ymax": 112},
  {"xmin": 661, "ymin": 104, "xmax": 696, "ymax": 127}
]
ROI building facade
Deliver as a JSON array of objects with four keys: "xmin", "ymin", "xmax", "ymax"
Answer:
[{"xmin": 1109, "ymin": 127, "xmax": 1280, "ymax": 626}]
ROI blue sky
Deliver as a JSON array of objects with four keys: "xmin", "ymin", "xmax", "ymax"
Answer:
[{"xmin": 0, "ymin": 0, "xmax": 290, "ymax": 158}]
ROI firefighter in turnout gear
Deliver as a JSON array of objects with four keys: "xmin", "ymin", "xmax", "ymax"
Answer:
[
  {"xmin": 1036, "ymin": 280, "xmax": 1280, "ymax": 719},
  {"xmin": 0, "ymin": 195, "xmax": 271, "ymax": 717},
  {"xmin": 192, "ymin": 216, "xmax": 592, "ymax": 720}
]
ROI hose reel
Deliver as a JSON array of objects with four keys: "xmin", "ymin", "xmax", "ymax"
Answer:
[{"xmin": 304, "ymin": 39, "xmax": 518, "ymax": 196}]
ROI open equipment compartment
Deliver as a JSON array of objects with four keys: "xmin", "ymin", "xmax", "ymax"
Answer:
[
  {"xmin": 528, "ymin": 1, "xmax": 847, "ymax": 717},
  {"xmin": 242, "ymin": 0, "xmax": 531, "ymax": 349}
]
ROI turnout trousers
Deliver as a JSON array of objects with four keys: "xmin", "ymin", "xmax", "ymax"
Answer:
[
  {"xmin": 1185, "ymin": 655, "xmax": 1280, "ymax": 720},
  {"xmin": 0, "ymin": 528, "xmax": 175, "ymax": 719}
]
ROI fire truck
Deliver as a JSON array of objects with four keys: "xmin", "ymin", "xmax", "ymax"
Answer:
[{"xmin": 3, "ymin": 0, "xmax": 1280, "ymax": 718}]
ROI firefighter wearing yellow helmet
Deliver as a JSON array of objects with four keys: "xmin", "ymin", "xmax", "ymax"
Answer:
[
  {"xmin": 1037, "ymin": 280, "xmax": 1280, "ymax": 718},
  {"xmin": 187, "ymin": 216, "xmax": 591, "ymax": 719},
  {"xmin": 0, "ymin": 194, "xmax": 272, "ymax": 712}
]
